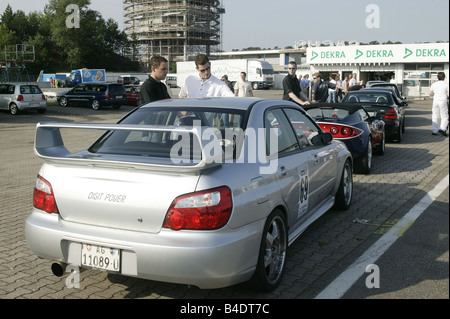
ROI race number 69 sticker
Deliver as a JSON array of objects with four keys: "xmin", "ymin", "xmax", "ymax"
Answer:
[{"xmin": 298, "ymin": 164, "xmax": 309, "ymax": 218}]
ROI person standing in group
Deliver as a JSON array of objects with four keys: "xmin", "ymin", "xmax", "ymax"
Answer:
[
  {"xmin": 390, "ymin": 75, "xmax": 397, "ymax": 84},
  {"xmin": 349, "ymin": 73, "xmax": 358, "ymax": 89},
  {"xmin": 234, "ymin": 72, "xmax": 253, "ymax": 97},
  {"xmin": 429, "ymin": 72, "xmax": 449, "ymax": 136},
  {"xmin": 179, "ymin": 54, "xmax": 235, "ymax": 98},
  {"xmin": 140, "ymin": 55, "xmax": 171, "ymax": 104},
  {"xmin": 341, "ymin": 75, "xmax": 349, "ymax": 98},
  {"xmin": 221, "ymin": 75, "xmax": 234, "ymax": 93},
  {"xmin": 335, "ymin": 74, "xmax": 345, "ymax": 102},
  {"xmin": 328, "ymin": 75, "xmax": 337, "ymax": 103},
  {"xmin": 282, "ymin": 61, "xmax": 310, "ymax": 106},
  {"xmin": 311, "ymin": 72, "xmax": 334, "ymax": 103},
  {"xmin": 300, "ymin": 74, "xmax": 310, "ymax": 97}
]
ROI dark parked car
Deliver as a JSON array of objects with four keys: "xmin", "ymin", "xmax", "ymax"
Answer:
[
  {"xmin": 58, "ymin": 83, "xmax": 126, "ymax": 110},
  {"xmin": 367, "ymin": 83, "xmax": 408, "ymax": 106},
  {"xmin": 304, "ymin": 103, "xmax": 385, "ymax": 174},
  {"xmin": 341, "ymin": 90, "xmax": 405, "ymax": 142}
]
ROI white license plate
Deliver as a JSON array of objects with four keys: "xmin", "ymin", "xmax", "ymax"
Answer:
[
  {"xmin": 368, "ymin": 112, "xmax": 377, "ymax": 117},
  {"xmin": 81, "ymin": 243, "xmax": 120, "ymax": 272},
  {"xmin": 30, "ymin": 103, "xmax": 40, "ymax": 107},
  {"xmin": 115, "ymin": 96, "xmax": 123, "ymax": 99}
]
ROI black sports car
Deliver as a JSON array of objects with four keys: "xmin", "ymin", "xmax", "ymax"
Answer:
[{"xmin": 304, "ymin": 103, "xmax": 385, "ymax": 174}]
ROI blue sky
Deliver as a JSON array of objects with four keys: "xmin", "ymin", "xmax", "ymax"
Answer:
[{"xmin": 1, "ymin": 0, "xmax": 449, "ymax": 51}]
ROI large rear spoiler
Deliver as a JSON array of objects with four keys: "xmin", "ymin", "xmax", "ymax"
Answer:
[{"xmin": 34, "ymin": 122, "xmax": 224, "ymax": 172}]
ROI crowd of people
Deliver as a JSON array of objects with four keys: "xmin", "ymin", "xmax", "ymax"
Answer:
[
  {"xmin": 287, "ymin": 66, "xmax": 365, "ymax": 105},
  {"xmin": 138, "ymin": 54, "xmax": 448, "ymax": 137}
]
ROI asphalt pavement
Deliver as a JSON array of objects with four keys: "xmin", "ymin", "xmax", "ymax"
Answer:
[{"xmin": 0, "ymin": 90, "xmax": 448, "ymax": 302}]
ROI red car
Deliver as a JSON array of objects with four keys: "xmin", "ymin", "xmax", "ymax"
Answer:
[{"xmin": 124, "ymin": 85, "xmax": 141, "ymax": 106}]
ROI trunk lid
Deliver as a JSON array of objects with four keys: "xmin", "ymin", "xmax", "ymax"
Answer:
[
  {"xmin": 42, "ymin": 163, "xmax": 200, "ymax": 233},
  {"xmin": 361, "ymin": 104, "xmax": 394, "ymax": 119}
]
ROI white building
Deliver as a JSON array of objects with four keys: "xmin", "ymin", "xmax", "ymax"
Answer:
[
  {"xmin": 212, "ymin": 42, "xmax": 449, "ymax": 96},
  {"xmin": 306, "ymin": 42, "xmax": 449, "ymax": 97}
]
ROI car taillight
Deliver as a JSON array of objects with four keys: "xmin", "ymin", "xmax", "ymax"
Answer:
[
  {"xmin": 33, "ymin": 175, "xmax": 59, "ymax": 214},
  {"xmin": 163, "ymin": 186, "xmax": 232, "ymax": 230},
  {"xmin": 319, "ymin": 123, "xmax": 362, "ymax": 139},
  {"xmin": 384, "ymin": 108, "xmax": 397, "ymax": 120},
  {"xmin": 105, "ymin": 93, "xmax": 110, "ymax": 99},
  {"xmin": 42, "ymin": 94, "xmax": 46, "ymax": 100},
  {"xmin": 17, "ymin": 95, "xmax": 24, "ymax": 101}
]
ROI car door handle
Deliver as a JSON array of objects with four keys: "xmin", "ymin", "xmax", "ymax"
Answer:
[
  {"xmin": 312, "ymin": 154, "xmax": 320, "ymax": 165},
  {"xmin": 279, "ymin": 165, "xmax": 287, "ymax": 177}
]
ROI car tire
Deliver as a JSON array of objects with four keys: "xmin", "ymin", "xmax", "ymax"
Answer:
[
  {"xmin": 59, "ymin": 96, "xmax": 68, "ymax": 107},
  {"xmin": 9, "ymin": 103, "xmax": 19, "ymax": 115},
  {"xmin": 355, "ymin": 139, "xmax": 372, "ymax": 174},
  {"xmin": 250, "ymin": 209, "xmax": 287, "ymax": 292},
  {"xmin": 394, "ymin": 125, "xmax": 402, "ymax": 143},
  {"xmin": 252, "ymin": 82, "xmax": 259, "ymax": 90},
  {"xmin": 334, "ymin": 159, "xmax": 353, "ymax": 210},
  {"xmin": 375, "ymin": 132, "xmax": 385, "ymax": 155},
  {"xmin": 91, "ymin": 99, "xmax": 100, "ymax": 110}
]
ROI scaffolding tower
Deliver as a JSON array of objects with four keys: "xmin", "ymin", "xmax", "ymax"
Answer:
[
  {"xmin": 0, "ymin": 44, "xmax": 35, "ymax": 82},
  {"xmin": 123, "ymin": 0, "xmax": 225, "ymax": 67}
]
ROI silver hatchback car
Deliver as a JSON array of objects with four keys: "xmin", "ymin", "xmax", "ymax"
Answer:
[
  {"xmin": 25, "ymin": 97, "xmax": 353, "ymax": 291},
  {"xmin": 0, "ymin": 82, "xmax": 47, "ymax": 114}
]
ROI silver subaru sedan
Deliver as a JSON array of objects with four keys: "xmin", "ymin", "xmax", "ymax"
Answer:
[{"xmin": 25, "ymin": 97, "xmax": 353, "ymax": 291}]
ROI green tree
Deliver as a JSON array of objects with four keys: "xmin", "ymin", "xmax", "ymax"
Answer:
[
  {"xmin": 1, "ymin": 0, "xmax": 139, "ymax": 74},
  {"xmin": 0, "ymin": 23, "xmax": 16, "ymax": 48}
]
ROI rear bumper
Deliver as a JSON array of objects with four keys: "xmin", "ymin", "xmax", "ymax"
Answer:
[
  {"xmin": 17, "ymin": 101, "xmax": 47, "ymax": 111},
  {"xmin": 100, "ymin": 98, "xmax": 127, "ymax": 106},
  {"xmin": 383, "ymin": 119, "xmax": 400, "ymax": 137},
  {"xmin": 25, "ymin": 209, "xmax": 264, "ymax": 289}
]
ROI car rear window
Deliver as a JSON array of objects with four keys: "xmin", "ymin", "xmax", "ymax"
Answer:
[
  {"xmin": 307, "ymin": 107, "xmax": 350, "ymax": 119},
  {"xmin": 20, "ymin": 85, "xmax": 42, "ymax": 94},
  {"xmin": 344, "ymin": 93, "xmax": 392, "ymax": 104},
  {"xmin": 109, "ymin": 85, "xmax": 126, "ymax": 95},
  {"xmin": 88, "ymin": 107, "xmax": 247, "ymax": 160}
]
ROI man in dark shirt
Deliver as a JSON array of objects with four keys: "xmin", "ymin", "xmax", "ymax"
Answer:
[
  {"xmin": 282, "ymin": 61, "xmax": 310, "ymax": 106},
  {"xmin": 311, "ymin": 72, "xmax": 335, "ymax": 102},
  {"xmin": 140, "ymin": 56, "xmax": 171, "ymax": 104}
]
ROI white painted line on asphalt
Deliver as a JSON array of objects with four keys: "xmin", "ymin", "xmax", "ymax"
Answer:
[{"xmin": 315, "ymin": 174, "xmax": 449, "ymax": 299}]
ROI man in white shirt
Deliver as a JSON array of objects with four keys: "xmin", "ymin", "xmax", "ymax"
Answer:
[
  {"xmin": 429, "ymin": 72, "xmax": 449, "ymax": 136},
  {"xmin": 390, "ymin": 75, "xmax": 397, "ymax": 84},
  {"xmin": 234, "ymin": 72, "xmax": 253, "ymax": 97},
  {"xmin": 179, "ymin": 54, "xmax": 235, "ymax": 98},
  {"xmin": 348, "ymin": 73, "xmax": 358, "ymax": 88}
]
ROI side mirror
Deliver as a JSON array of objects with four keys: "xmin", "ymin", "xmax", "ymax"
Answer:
[
  {"xmin": 311, "ymin": 132, "xmax": 333, "ymax": 145},
  {"xmin": 322, "ymin": 132, "xmax": 333, "ymax": 144}
]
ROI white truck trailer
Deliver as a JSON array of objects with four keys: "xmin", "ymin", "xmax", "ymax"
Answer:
[{"xmin": 176, "ymin": 59, "xmax": 274, "ymax": 90}]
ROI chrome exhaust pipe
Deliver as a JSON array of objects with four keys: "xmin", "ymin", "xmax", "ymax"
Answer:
[{"xmin": 51, "ymin": 262, "xmax": 67, "ymax": 277}]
